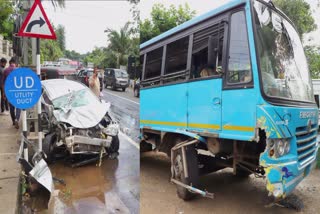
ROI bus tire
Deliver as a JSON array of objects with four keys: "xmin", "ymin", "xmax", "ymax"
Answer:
[{"xmin": 172, "ymin": 137, "xmax": 199, "ymax": 201}]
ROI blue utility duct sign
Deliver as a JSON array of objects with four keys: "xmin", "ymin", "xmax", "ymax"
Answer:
[{"xmin": 4, "ymin": 68, "xmax": 42, "ymax": 109}]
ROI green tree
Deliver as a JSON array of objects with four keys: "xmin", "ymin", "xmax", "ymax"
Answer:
[
  {"xmin": 273, "ymin": 0, "xmax": 316, "ymax": 37},
  {"xmin": 56, "ymin": 25, "xmax": 66, "ymax": 52},
  {"xmin": 105, "ymin": 22, "xmax": 132, "ymax": 68},
  {"xmin": 140, "ymin": 3, "xmax": 196, "ymax": 44},
  {"xmin": 40, "ymin": 39, "xmax": 63, "ymax": 62},
  {"xmin": 304, "ymin": 46, "xmax": 320, "ymax": 78},
  {"xmin": 65, "ymin": 50, "xmax": 82, "ymax": 60},
  {"xmin": 0, "ymin": 1, "xmax": 15, "ymax": 40}
]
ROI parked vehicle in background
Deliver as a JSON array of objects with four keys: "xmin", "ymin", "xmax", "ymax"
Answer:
[
  {"xmin": 104, "ymin": 68, "xmax": 129, "ymax": 91},
  {"xmin": 77, "ymin": 68, "xmax": 93, "ymax": 86},
  {"xmin": 41, "ymin": 66, "xmax": 77, "ymax": 80},
  {"xmin": 140, "ymin": 0, "xmax": 319, "ymax": 201},
  {"xmin": 134, "ymin": 79, "xmax": 140, "ymax": 97}
]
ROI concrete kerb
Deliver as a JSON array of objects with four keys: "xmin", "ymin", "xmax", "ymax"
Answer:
[{"xmin": 0, "ymin": 114, "xmax": 21, "ymax": 214}]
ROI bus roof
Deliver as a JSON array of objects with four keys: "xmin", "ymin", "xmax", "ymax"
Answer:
[{"xmin": 140, "ymin": 0, "xmax": 247, "ymax": 50}]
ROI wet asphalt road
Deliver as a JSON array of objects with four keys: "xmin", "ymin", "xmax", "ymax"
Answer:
[
  {"xmin": 102, "ymin": 87, "xmax": 140, "ymax": 143},
  {"xmin": 30, "ymin": 87, "xmax": 140, "ymax": 213},
  {"xmin": 141, "ymin": 152, "xmax": 320, "ymax": 214}
]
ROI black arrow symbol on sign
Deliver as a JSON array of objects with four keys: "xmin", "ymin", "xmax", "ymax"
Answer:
[{"xmin": 26, "ymin": 17, "xmax": 45, "ymax": 32}]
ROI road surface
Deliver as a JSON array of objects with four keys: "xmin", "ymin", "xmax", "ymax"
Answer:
[
  {"xmin": 141, "ymin": 151, "xmax": 320, "ymax": 214},
  {"xmin": 102, "ymin": 87, "xmax": 140, "ymax": 143}
]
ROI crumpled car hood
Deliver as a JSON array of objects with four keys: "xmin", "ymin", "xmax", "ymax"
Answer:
[{"xmin": 53, "ymin": 102, "xmax": 111, "ymax": 128}]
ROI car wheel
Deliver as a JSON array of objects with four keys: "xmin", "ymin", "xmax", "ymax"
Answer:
[
  {"xmin": 43, "ymin": 133, "xmax": 56, "ymax": 164},
  {"xmin": 122, "ymin": 87, "xmax": 126, "ymax": 92},
  {"xmin": 172, "ymin": 137, "xmax": 199, "ymax": 201},
  {"xmin": 112, "ymin": 83, "xmax": 116, "ymax": 91},
  {"xmin": 108, "ymin": 135, "xmax": 120, "ymax": 153},
  {"xmin": 134, "ymin": 88, "xmax": 139, "ymax": 97}
]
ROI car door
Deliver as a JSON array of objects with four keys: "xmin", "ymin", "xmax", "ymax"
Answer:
[{"xmin": 77, "ymin": 70, "xmax": 84, "ymax": 82}]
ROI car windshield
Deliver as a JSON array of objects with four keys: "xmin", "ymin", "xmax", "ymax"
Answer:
[
  {"xmin": 253, "ymin": 1, "xmax": 314, "ymax": 102},
  {"xmin": 52, "ymin": 88, "xmax": 99, "ymax": 109},
  {"xmin": 115, "ymin": 70, "xmax": 128, "ymax": 78}
]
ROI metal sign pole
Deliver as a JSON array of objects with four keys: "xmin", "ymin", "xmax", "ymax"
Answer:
[
  {"xmin": 22, "ymin": 110, "xmax": 28, "ymax": 161},
  {"xmin": 36, "ymin": 38, "xmax": 42, "ymax": 152}
]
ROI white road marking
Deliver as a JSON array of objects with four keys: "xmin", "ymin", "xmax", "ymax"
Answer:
[
  {"xmin": 119, "ymin": 131, "xmax": 140, "ymax": 149},
  {"xmin": 103, "ymin": 90, "xmax": 139, "ymax": 105}
]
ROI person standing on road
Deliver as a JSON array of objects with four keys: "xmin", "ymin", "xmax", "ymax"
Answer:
[
  {"xmin": 0, "ymin": 58, "xmax": 9, "ymax": 115},
  {"xmin": 3, "ymin": 57, "xmax": 21, "ymax": 129},
  {"xmin": 89, "ymin": 67, "xmax": 101, "ymax": 98}
]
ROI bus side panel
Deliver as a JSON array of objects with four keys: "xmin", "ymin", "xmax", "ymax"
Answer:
[
  {"xmin": 140, "ymin": 83, "xmax": 188, "ymax": 130},
  {"xmin": 220, "ymin": 88, "xmax": 256, "ymax": 141},
  {"xmin": 187, "ymin": 79, "xmax": 222, "ymax": 133}
]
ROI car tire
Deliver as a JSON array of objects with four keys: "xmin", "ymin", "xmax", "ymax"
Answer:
[
  {"xmin": 108, "ymin": 135, "xmax": 120, "ymax": 153},
  {"xmin": 122, "ymin": 87, "xmax": 126, "ymax": 92},
  {"xmin": 172, "ymin": 137, "xmax": 199, "ymax": 201},
  {"xmin": 43, "ymin": 133, "xmax": 56, "ymax": 164},
  {"xmin": 112, "ymin": 83, "xmax": 116, "ymax": 91},
  {"xmin": 134, "ymin": 88, "xmax": 139, "ymax": 97}
]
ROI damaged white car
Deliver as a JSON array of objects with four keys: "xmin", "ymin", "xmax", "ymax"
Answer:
[{"xmin": 40, "ymin": 79, "xmax": 119, "ymax": 165}]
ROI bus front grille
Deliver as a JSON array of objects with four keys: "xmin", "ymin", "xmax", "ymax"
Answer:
[{"xmin": 295, "ymin": 125, "xmax": 318, "ymax": 167}]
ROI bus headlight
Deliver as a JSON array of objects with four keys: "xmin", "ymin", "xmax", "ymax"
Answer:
[
  {"xmin": 268, "ymin": 139, "xmax": 290, "ymax": 158},
  {"xmin": 276, "ymin": 140, "xmax": 285, "ymax": 156},
  {"xmin": 275, "ymin": 139, "xmax": 290, "ymax": 157}
]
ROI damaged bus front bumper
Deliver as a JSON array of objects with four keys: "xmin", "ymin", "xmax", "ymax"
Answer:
[{"xmin": 262, "ymin": 142, "xmax": 319, "ymax": 199}]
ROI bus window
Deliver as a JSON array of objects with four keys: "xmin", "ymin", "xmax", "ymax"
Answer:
[
  {"xmin": 227, "ymin": 11, "xmax": 252, "ymax": 85},
  {"xmin": 164, "ymin": 36, "xmax": 189, "ymax": 83},
  {"xmin": 191, "ymin": 23, "xmax": 224, "ymax": 79},
  {"xmin": 144, "ymin": 47, "xmax": 163, "ymax": 85}
]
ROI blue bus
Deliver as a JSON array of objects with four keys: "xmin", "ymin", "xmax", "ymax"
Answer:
[{"xmin": 140, "ymin": 0, "xmax": 319, "ymax": 201}]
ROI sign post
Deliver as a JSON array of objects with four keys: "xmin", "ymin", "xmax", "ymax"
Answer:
[
  {"xmin": 17, "ymin": 0, "xmax": 56, "ymax": 152},
  {"xmin": 4, "ymin": 68, "xmax": 42, "ymax": 156}
]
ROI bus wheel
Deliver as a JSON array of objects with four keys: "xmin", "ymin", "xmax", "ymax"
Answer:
[{"xmin": 172, "ymin": 138, "xmax": 199, "ymax": 200}]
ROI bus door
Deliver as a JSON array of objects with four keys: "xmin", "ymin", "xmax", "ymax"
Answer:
[{"xmin": 187, "ymin": 21, "xmax": 227, "ymax": 133}]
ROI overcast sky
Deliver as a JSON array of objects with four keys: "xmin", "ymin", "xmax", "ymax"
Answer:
[{"xmin": 42, "ymin": 0, "xmax": 132, "ymax": 54}]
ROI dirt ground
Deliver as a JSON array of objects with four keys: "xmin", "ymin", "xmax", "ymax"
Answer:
[{"xmin": 141, "ymin": 152, "xmax": 320, "ymax": 214}]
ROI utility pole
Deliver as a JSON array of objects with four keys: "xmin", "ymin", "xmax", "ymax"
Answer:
[
  {"xmin": 30, "ymin": 0, "xmax": 36, "ymax": 66},
  {"xmin": 22, "ymin": 1, "xmax": 31, "ymax": 65}
]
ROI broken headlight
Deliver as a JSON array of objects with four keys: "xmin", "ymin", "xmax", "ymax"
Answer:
[
  {"xmin": 103, "ymin": 122, "xmax": 119, "ymax": 136},
  {"xmin": 268, "ymin": 138, "xmax": 290, "ymax": 158}
]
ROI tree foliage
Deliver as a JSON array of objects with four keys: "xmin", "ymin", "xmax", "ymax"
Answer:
[
  {"xmin": 0, "ymin": 1, "xmax": 15, "ymax": 40},
  {"xmin": 105, "ymin": 22, "xmax": 139, "ymax": 68},
  {"xmin": 56, "ymin": 24, "xmax": 65, "ymax": 52},
  {"xmin": 273, "ymin": 0, "xmax": 316, "ymax": 37},
  {"xmin": 40, "ymin": 25, "xmax": 64, "ymax": 62},
  {"xmin": 140, "ymin": 3, "xmax": 196, "ymax": 44},
  {"xmin": 304, "ymin": 46, "xmax": 320, "ymax": 78}
]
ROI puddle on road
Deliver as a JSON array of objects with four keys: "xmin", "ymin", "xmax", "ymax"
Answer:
[{"xmin": 23, "ymin": 157, "xmax": 137, "ymax": 214}]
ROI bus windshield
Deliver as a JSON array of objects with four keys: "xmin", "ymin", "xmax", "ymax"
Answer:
[{"xmin": 253, "ymin": 1, "xmax": 314, "ymax": 102}]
